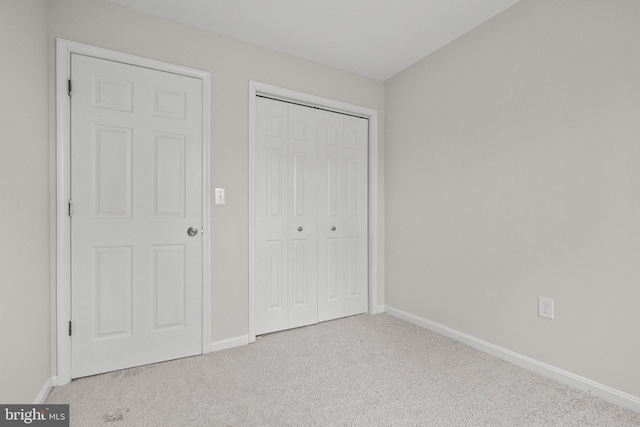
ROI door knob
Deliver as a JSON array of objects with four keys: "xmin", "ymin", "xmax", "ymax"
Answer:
[
  {"xmin": 331, "ymin": 226, "xmax": 336, "ymax": 231},
  {"xmin": 298, "ymin": 227, "xmax": 303, "ymax": 232},
  {"xmin": 187, "ymin": 227, "xmax": 199, "ymax": 237}
]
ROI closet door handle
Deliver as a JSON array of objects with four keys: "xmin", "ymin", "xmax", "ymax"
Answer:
[
  {"xmin": 331, "ymin": 226, "xmax": 336, "ymax": 231},
  {"xmin": 298, "ymin": 227, "xmax": 303, "ymax": 232}
]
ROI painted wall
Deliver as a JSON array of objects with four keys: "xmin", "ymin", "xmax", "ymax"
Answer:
[
  {"xmin": 0, "ymin": 0, "xmax": 52, "ymax": 403},
  {"xmin": 385, "ymin": 0, "xmax": 640, "ymax": 397},
  {"xmin": 46, "ymin": 0, "xmax": 385, "ymax": 344}
]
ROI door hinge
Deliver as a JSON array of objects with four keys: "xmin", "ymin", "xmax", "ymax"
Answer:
[
  {"xmin": 68, "ymin": 321, "xmax": 72, "ymax": 336},
  {"xmin": 68, "ymin": 79, "xmax": 72, "ymax": 97},
  {"xmin": 68, "ymin": 200, "xmax": 73, "ymax": 216}
]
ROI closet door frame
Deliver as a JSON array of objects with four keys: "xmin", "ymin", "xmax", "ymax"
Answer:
[{"xmin": 248, "ymin": 81, "xmax": 380, "ymax": 343}]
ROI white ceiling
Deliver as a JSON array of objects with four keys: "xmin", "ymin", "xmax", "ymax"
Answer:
[{"xmin": 107, "ymin": 0, "xmax": 521, "ymax": 81}]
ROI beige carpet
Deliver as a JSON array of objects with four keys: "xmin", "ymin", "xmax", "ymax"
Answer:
[{"xmin": 47, "ymin": 313, "xmax": 640, "ymax": 426}]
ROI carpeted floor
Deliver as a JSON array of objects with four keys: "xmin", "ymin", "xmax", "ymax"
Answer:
[{"xmin": 47, "ymin": 313, "xmax": 640, "ymax": 426}]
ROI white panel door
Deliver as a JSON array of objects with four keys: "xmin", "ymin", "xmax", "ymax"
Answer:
[
  {"xmin": 287, "ymin": 104, "xmax": 319, "ymax": 329},
  {"xmin": 254, "ymin": 97, "xmax": 367, "ymax": 335},
  {"xmin": 254, "ymin": 98, "xmax": 318, "ymax": 335},
  {"xmin": 254, "ymin": 98, "xmax": 289, "ymax": 334},
  {"xmin": 71, "ymin": 54, "xmax": 203, "ymax": 378},
  {"xmin": 318, "ymin": 110, "xmax": 368, "ymax": 321},
  {"xmin": 341, "ymin": 114, "xmax": 369, "ymax": 317}
]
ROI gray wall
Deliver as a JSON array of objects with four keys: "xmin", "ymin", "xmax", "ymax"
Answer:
[
  {"xmin": 0, "ymin": 0, "xmax": 51, "ymax": 403},
  {"xmin": 385, "ymin": 0, "xmax": 640, "ymax": 397}
]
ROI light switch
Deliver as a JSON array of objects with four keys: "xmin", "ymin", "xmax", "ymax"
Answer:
[{"xmin": 214, "ymin": 188, "xmax": 226, "ymax": 205}]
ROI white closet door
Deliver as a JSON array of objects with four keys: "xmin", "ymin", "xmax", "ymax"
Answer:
[
  {"xmin": 254, "ymin": 98, "xmax": 289, "ymax": 334},
  {"xmin": 318, "ymin": 110, "xmax": 368, "ymax": 321},
  {"xmin": 287, "ymin": 104, "xmax": 319, "ymax": 329},
  {"xmin": 341, "ymin": 114, "xmax": 369, "ymax": 317},
  {"xmin": 317, "ymin": 111, "xmax": 345, "ymax": 321},
  {"xmin": 254, "ymin": 98, "xmax": 318, "ymax": 335},
  {"xmin": 71, "ymin": 54, "xmax": 203, "ymax": 378},
  {"xmin": 254, "ymin": 97, "xmax": 367, "ymax": 335}
]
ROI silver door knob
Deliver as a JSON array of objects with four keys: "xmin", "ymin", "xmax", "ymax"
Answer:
[
  {"xmin": 298, "ymin": 227, "xmax": 303, "ymax": 232},
  {"xmin": 331, "ymin": 226, "xmax": 336, "ymax": 231},
  {"xmin": 187, "ymin": 227, "xmax": 199, "ymax": 237}
]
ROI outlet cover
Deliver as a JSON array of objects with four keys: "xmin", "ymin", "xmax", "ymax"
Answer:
[{"xmin": 538, "ymin": 297, "xmax": 554, "ymax": 320}]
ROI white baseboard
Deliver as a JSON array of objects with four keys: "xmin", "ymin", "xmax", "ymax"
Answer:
[
  {"xmin": 210, "ymin": 335, "xmax": 249, "ymax": 353},
  {"xmin": 385, "ymin": 305, "xmax": 640, "ymax": 414},
  {"xmin": 371, "ymin": 305, "xmax": 385, "ymax": 314},
  {"xmin": 34, "ymin": 377, "xmax": 54, "ymax": 404}
]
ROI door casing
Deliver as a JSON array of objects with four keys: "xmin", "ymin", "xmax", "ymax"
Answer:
[
  {"xmin": 55, "ymin": 39, "xmax": 212, "ymax": 385},
  {"xmin": 248, "ymin": 81, "xmax": 380, "ymax": 342}
]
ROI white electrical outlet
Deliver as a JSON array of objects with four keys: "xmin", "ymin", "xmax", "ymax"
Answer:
[{"xmin": 538, "ymin": 297, "xmax": 554, "ymax": 320}]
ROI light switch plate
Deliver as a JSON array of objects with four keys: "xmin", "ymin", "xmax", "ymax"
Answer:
[{"xmin": 214, "ymin": 188, "xmax": 226, "ymax": 205}]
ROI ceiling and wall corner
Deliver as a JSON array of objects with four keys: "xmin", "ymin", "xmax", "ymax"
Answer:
[{"xmin": 104, "ymin": 0, "xmax": 522, "ymax": 81}]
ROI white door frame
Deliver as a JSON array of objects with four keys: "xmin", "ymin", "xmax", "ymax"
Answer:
[
  {"xmin": 248, "ymin": 81, "xmax": 379, "ymax": 342},
  {"xmin": 55, "ymin": 39, "xmax": 212, "ymax": 385}
]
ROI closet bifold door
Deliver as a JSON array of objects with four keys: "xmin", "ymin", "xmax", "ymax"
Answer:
[
  {"xmin": 254, "ymin": 97, "xmax": 368, "ymax": 336},
  {"xmin": 287, "ymin": 104, "xmax": 318, "ymax": 330},
  {"xmin": 254, "ymin": 98, "xmax": 288, "ymax": 335},
  {"xmin": 254, "ymin": 98, "xmax": 318, "ymax": 335},
  {"xmin": 317, "ymin": 110, "xmax": 368, "ymax": 322}
]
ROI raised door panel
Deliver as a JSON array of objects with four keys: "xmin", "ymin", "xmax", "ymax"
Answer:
[
  {"xmin": 93, "ymin": 126, "xmax": 133, "ymax": 217},
  {"xmin": 291, "ymin": 239, "xmax": 309, "ymax": 306},
  {"xmin": 267, "ymin": 149, "xmax": 285, "ymax": 218},
  {"xmin": 94, "ymin": 78, "xmax": 133, "ymax": 112},
  {"xmin": 153, "ymin": 88, "xmax": 186, "ymax": 120},
  {"xmin": 154, "ymin": 133, "xmax": 186, "ymax": 218},
  {"xmin": 93, "ymin": 246, "xmax": 133, "ymax": 338},
  {"xmin": 266, "ymin": 240, "xmax": 285, "ymax": 310},
  {"xmin": 152, "ymin": 245, "xmax": 186, "ymax": 330}
]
